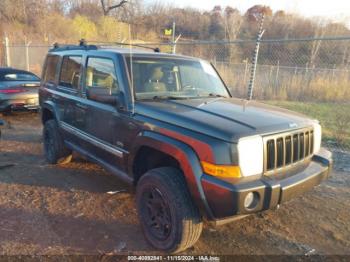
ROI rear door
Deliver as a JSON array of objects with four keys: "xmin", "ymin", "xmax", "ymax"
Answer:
[
  {"xmin": 56, "ymin": 55, "xmax": 86, "ymax": 143},
  {"xmin": 40, "ymin": 54, "xmax": 62, "ymax": 114}
]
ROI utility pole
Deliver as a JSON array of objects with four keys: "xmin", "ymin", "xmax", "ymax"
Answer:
[
  {"xmin": 171, "ymin": 21, "xmax": 182, "ymax": 54},
  {"xmin": 247, "ymin": 13, "xmax": 265, "ymax": 100},
  {"xmin": 172, "ymin": 21, "xmax": 176, "ymax": 54}
]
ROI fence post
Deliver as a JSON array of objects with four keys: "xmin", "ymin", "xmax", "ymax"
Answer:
[
  {"xmin": 247, "ymin": 13, "xmax": 265, "ymax": 100},
  {"xmin": 331, "ymin": 64, "xmax": 336, "ymax": 82},
  {"xmin": 243, "ymin": 58, "xmax": 249, "ymax": 86},
  {"xmin": 25, "ymin": 37, "xmax": 32, "ymax": 71},
  {"xmin": 4, "ymin": 36, "xmax": 10, "ymax": 67},
  {"xmin": 269, "ymin": 65, "xmax": 273, "ymax": 90},
  {"xmin": 275, "ymin": 60, "xmax": 280, "ymax": 93}
]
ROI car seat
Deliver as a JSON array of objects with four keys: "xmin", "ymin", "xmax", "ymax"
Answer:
[{"xmin": 144, "ymin": 67, "xmax": 167, "ymax": 92}]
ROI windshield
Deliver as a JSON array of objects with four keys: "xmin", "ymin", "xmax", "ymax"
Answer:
[
  {"xmin": 127, "ymin": 57, "xmax": 230, "ymax": 100},
  {"xmin": 0, "ymin": 72, "xmax": 40, "ymax": 82}
]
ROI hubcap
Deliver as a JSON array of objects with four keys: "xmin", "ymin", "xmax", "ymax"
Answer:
[{"xmin": 141, "ymin": 187, "xmax": 172, "ymax": 241}]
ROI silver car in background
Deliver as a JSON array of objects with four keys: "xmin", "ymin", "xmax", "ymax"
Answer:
[{"xmin": 0, "ymin": 68, "xmax": 40, "ymax": 113}]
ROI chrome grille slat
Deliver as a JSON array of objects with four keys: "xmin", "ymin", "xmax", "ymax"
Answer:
[
  {"xmin": 276, "ymin": 138, "xmax": 284, "ymax": 168},
  {"xmin": 264, "ymin": 128, "xmax": 314, "ymax": 174},
  {"xmin": 305, "ymin": 132, "xmax": 310, "ymax": 157},
  {"xmin": 299, "ymin": 133, "xmax": 304, "ymax": 159},
  {"xmin": 266, "ymin": 139, "xmax": 275, "ymax": 170},
  {"xmin": 310, "ymin": 131, "xmax": 314, "ymax": 154},
  {"xmin": 293, "ymin": 134, "xmax": 299, "ymax": 163},
  {"xmin": 285, "ymin": 136, "xmax": 292, "ymax": 165}
]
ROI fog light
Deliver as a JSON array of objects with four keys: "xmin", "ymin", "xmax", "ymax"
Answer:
[{"xmin": 244, "ymin": 192, "xmax": 259, "ymax": 210}]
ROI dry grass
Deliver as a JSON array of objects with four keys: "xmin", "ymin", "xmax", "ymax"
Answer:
[
  {"xmin": 217, "ymin": 64, "xmax": 350, "ymax": 103},
  {"xmin": 265, "ymin": 101, "xmax": 350, "ymax": 149}
]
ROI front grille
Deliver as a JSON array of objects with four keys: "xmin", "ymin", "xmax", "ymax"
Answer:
[{"xmin": 265, "ymin": 128, "xmax": 314, "ymax": 173}]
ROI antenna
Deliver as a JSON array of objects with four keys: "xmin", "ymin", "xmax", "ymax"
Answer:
[
  {"xmin": 129, "ymin": 24, "xmax": 135, "ymax": 115},
  {"xmin": 79, "ymin": 38, "xmax": 87, "ymax": 46}
]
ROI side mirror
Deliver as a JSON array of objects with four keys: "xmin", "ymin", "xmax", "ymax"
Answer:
[{"xmin": 87, "ymin": 87, "xmax": 124, "ymax": 108}]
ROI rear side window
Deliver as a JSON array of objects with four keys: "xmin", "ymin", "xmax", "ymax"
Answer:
[
  {"xmin": 43, "ymin": 55, "xmax": 59, "ymax": 83},
  {"xmin": 85, "ymin": 57, "xmax": 119, "ymax": 93},
  {"xmin": 59, "ymin": 56, "xmax": 82, "ymax": 90}
]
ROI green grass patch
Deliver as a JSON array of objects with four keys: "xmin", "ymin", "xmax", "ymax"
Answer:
[{"xmin": 265, "ymin": 101, "xmax": 350, "ymax": 149}]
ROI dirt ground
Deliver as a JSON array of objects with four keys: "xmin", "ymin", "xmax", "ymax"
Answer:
[{"xmin": 0, "ymin": 112, "xmax": 349, "ymax": 256}]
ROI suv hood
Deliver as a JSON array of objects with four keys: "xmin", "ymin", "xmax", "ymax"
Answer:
[{"xmin": 136, "ymin": 97, "xmax": 316, "ymax": 143}]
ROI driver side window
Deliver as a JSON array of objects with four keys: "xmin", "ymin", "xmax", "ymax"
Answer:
[{"xmin": 85, "ymin": 57, "xmax": 119, "ymax": 96}]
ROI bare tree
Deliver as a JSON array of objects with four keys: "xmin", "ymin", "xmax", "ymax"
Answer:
[
  {"xmin": 100, "ymin": 0, "xmax": 128, "ymax": 16},
  {"xmin": 224, "ymin": 7, "xmax": 243, "ymax": 62},
  {"xmin": 310, "ymin": 20, "xmax": 326, "ymax": 67}
]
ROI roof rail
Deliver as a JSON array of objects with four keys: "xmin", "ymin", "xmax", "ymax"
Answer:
[
  {"xmin": 86, "ymin": 40, "xmax": 161, "ymax": 53},
  {"xmin": 49, "ymin": 39, "xmax": 161, "ymax": 53},
  {"xmin": 49, "ymin": 39, "xmax": 98, "ymax": 52}
]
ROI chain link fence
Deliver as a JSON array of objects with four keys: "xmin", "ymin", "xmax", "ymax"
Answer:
[
  {"xmin": 1, "ymin": 36, "xmax": 350, "ymax": 149},
  {"xmin": 1, "ymin": 43, "xmax": 50, "ymax": 77},
  {"xmin": 172, "ymin": 37, "xmax": 350, "ymax": 102},
  {"xmin": 4, "ymin": 36, "xmax": 349, "ymax": 102}
]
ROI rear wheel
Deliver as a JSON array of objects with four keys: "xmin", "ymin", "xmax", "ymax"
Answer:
[
  {"xmin": 136, "ymin": 167, "xmax": 203, "ymax": 253},
  {"xmin": 43, "ymin": 119, "xmax": 72, "ymax": 164}
]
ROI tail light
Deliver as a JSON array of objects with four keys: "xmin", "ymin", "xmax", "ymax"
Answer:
[{"xmin": 0, "ymin": 89, "xmax": 27, "ymax": 94}]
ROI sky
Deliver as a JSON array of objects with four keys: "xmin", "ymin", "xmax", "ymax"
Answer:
[{"xmin": 144, "ymin": 0, "xmax": 350, "ymax": 26}]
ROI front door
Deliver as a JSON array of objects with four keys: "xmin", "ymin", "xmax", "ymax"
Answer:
[{"xmin": 82, "ymin": 56, "xmax": 128, "ymax": 170}]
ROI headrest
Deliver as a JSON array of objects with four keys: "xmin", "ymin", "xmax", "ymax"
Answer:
[{"xmin": 149, "ymin": 67, "xmax": 164, "ymax": 81}]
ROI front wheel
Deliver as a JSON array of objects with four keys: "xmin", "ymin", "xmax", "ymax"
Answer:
[{"xmin": 136, "ymin": 167, "xmax": 203, "ymax": 253}]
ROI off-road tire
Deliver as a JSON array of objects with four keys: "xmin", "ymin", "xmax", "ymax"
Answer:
[
  {"xmin": 43, "ymin": 119, "xmax": 72, "ymax": 164},
  {"xmin": 136, "ymin": 167, "xmax": 203, "ymax": 253}
]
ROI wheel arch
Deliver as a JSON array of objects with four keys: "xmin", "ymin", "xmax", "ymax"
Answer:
[
  {"xmin": 129, "ymin": 130, "xmax": 214, "ymax": 219},
  {"xmin": 41, "ymin": 101, "xmax": 59, "ymax": 124}
]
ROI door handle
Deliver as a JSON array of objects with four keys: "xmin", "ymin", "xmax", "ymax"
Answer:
[{"xmin": 76, "ymin": 102, "xmax": 88, "ymax": 110}]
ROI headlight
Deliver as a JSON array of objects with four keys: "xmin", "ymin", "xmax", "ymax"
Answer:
[
  {"xmin": 312, "ymin": 122, "xmax": 322, "ymax": 153},
  {"xmin": 237, "ymin": 135, "xmax": 264, "ymax": 177}
]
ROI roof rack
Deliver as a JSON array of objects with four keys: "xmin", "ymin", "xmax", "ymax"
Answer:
[
  {"xmin": 49, "ymin": 39, "xmax": 98, "ymax": 52},
  {"xmin": 90, "ymin": 41, "xmax": 161, "ymax": 53},
  {"xmin": 49, "ymin": 39, "xmax": 161, "ymax": 53}
]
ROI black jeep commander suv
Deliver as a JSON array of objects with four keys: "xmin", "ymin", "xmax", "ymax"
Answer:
[{"xmin": 39, "ymin": 42, "xmax": 332, "ymax": 253}]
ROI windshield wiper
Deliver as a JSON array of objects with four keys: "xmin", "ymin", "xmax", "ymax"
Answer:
[
  {"xmin": 207, "ymin": 93, "xmax": 227, "ymax": 98},
  {"xmin": 152, "ymin": 95, "xmax": 189, "ymax": 100}
]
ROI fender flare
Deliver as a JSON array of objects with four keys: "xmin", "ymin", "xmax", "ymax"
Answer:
[
  {"xmin": 129, "ymin": 130, "xmax": 215, "ymax": 219},
  {"xmin": 41, "ymin": 101, "xmax": 60, "ymax": 124}
]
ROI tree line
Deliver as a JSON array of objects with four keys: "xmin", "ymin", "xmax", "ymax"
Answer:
[{"xmin": 0, "ymin": 0, "xmax": 349, "ymax": 67}]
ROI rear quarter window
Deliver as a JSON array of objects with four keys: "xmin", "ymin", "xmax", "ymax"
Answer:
[{"xmin": 43, "ymin": 55, "xmax": 59, "ymax": 83}]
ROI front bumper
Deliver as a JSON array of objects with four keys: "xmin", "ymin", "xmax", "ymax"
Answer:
[{"xmin": 202, "ymin": 148, "xmax": 332, "ymax": 222}]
